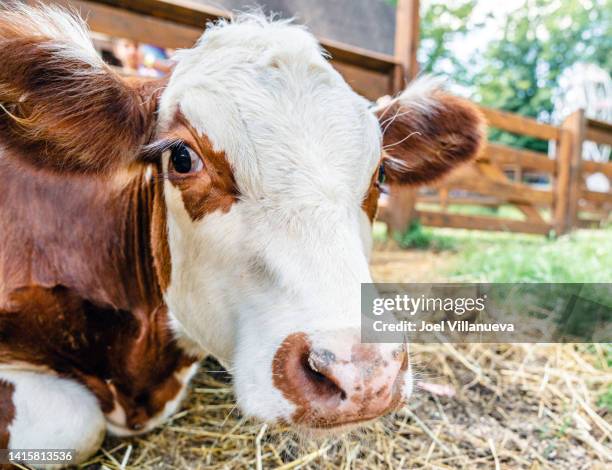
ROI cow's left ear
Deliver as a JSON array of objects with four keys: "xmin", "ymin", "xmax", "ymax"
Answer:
[{"xmin": 374, "ymin": 78, "xmax": 486, "ymax": 186}]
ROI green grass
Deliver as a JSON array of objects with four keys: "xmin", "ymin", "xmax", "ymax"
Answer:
[
  {"xmin": 442, "ymin": 226, "xmax": 612, "ymax": 282},
  {"xmin": 597, "ymin": 384, "xmax": 612, "ymax": 412},
  {"xmin": 375, "ymin": 222, "xmax": 611, "ymax": 282}
]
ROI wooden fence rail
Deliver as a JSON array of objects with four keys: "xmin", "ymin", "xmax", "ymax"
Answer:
[{"xmin": 37, "ymin": 0, "xmax": 405, "ymax": 100}]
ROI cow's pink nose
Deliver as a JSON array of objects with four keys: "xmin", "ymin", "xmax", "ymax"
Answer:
[{"xmin": 272, "ymin": 332, "xmax": 408, "ymax": 428}]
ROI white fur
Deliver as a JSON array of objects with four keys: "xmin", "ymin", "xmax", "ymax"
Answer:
[
  {"xmin": 0, "ymin": 369, "xmax": 105, "ymax": 467},
  {"xmin": 373, "ymin": 75, "xmax": 445, "ymax": 116},
  {"xmin": 158, "ymin": 15, "xmax": 413, "ymax": 424}
]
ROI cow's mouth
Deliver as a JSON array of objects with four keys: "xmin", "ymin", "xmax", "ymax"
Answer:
[{"xmin": 292, "ymin": 392, "xmax": 405, "ymax": 431}]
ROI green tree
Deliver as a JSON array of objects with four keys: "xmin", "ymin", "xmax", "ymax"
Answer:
[
  {"xmin": 418, "ymin": 1, "xmax": 479, "ymax": 82},
  {"xmin": 387, "ymin": 0, "xmax": 480, "ymax": 83},
  {"xmin": 473, "ymin": 0, "xmax": 611, "ymax": 151},
  {"xmin": 388, "ymin": 0, "xmax": 611, "ymax": 152}
]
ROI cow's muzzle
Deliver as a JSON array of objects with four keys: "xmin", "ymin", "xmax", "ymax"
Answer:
[{"xmin": 272, "ymin": 330, "xmax": 409, "ymax": 429}]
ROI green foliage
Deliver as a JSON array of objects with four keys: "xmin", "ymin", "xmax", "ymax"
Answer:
[
  {"xmin": 393, "ymin": 220, "xmax": 456, "ymax": 250},
  {"xmin": 388, "ymin": 0, "xmax": 611, "ymax": 152},
  {"xmin": 385, "ymin": 1, "xmax": 483, "ymax": 81},
  {"xmin": 472, "ymin": 0, "xmax": 612, "ymax": 151},
  {"xmin": 418, "ymin": 1, "xmax": 480, "ymax": 81}
]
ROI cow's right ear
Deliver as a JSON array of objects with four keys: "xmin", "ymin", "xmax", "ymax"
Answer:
[
  {"xmin": 0, "ymin": 4, "xmax": 163, "ymax": 174},
  {"xmin": 374, "ymin": 77, "xmax": 486, "ymax": 186}
]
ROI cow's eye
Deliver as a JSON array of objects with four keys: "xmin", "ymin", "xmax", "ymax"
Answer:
[
  {"xmin": 377, "ymin": 164, "xmax": 386, "ymax": 185},
  {"xmin": 170, "ymin": 143, "xmax": 203, "ymax": 174}
]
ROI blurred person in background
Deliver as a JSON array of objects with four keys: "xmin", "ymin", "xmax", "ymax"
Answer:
[
  {"xmin": 112, "ymin": 39, "xmax": 173, "ymax": 76},
  {"xmin": 112, "ymin": 38, "xmax": 140, "ymax": 74}
]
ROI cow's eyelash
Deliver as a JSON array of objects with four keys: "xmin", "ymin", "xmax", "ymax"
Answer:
[{"xmin": 140, "ymin": 138, "xmax": 184, "ymax": 162}]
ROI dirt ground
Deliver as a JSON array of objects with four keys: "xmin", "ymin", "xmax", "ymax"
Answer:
[
  {"xmin": 91, "ymin": 244, "xmax": 611, "ymax": 470},
  {"xmin": 369, "ymin": 242, "xmax": 458, "ymax": 283}
]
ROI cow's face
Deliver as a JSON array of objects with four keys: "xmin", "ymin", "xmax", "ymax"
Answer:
[{"xmin": 154, "ymin": 17, "xmax": 484, "ymax": 429}]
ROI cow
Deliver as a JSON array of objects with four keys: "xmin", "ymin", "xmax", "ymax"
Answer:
[{"xmin": 0, "ymin": 4, "xmax": 485, "ymax": 465}]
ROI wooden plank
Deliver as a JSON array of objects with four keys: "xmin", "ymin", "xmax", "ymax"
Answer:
[
  {"xmin": 554, "ymin": 128, "xmax": 572, "ymax": 234},
  {"xmin": 516, "ymin": 204, "xmax": 545, "ymax": 224},
  {"xmin": 476, "ymin": 161, "xmax": 545, "ymax": 223},
  {"xmin": 384, "ymin": 186, "xmax": 418, "ymax": 232},
  {"xmin": 585, "ymin": 118, "xmax": 612, "ymax": 146},
  {"xmin": 580, "ymin": 198, "xmax": 612, "ymax": 215},
  {"xmin": 438, "ymin": 187, "xmax": 449, "ymax": 209},
  {"xmin": 88, "ymin": 0, "xmax": 229, "ymax": 27},
  {"xmin": 332, "ymin": 63, "xmax": 390, "ymax": 101},
  {"xmin": 416, "ymin": 211, "xmax": 551, "ymax": 235},
  {"xmin": 479, "ymin": 106, "xmax": 560, "ymax": 141},
  {"xmin": 322, "ymin": 38, "xmax": 400, "ymax": 75},
  {"xmin": 86, "ymin": 0, "xmax": 400, "ymax": 73},
  {"xmin": 359, "ymin": 0, "xmax": 421, "ymax": 229},
  {"xmin": 50, "ymin": 0, "xmax": 202, "ymax": 48},
  {"xmin": 582, "ymin": 160, "xmax": 612, "ymax": 178},
  {"xmin": 445, "ymin": 177, "xmax": 553, "ymax": 205},
  {"xmin": 581, "ymin": 190, "xmax": 612, "ymax": 205},
  {"xmin": 554, "ymin": 111, "xmax": 584, "ymax": 234},
  {"xmin": 586, "ymin": 126, "xmax": 612, "ymax": 146},
  {"xmin": 394, "ymin": 0, "xmax": 420, "ymax": 82},
  {"xmin": 47, "ymin": 1, "xmax": 394, "ymax": 97},
  {"xmin": 443, "ymin": 164, "xmax": 554, "ymax": 206},
  {"xmin": 565, "ymin": 111, "xmax": 585, "ymax": 232},
  {"xmin": 417, "ymin": 194, "xmax": 503, "ymax": 207},
  {"xmin": 482, "ymin": 142, "xmax": 555, "ymax": 173}
]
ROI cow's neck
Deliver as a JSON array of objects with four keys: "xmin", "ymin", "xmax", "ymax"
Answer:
[{"xmin": 0, "ymin": 158, "xmax": 167, "ymax": 312}]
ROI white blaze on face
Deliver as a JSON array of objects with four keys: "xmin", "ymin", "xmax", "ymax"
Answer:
[{"xmin": 157, "ymin": 15, "xmax": 409, "ymax": 425}]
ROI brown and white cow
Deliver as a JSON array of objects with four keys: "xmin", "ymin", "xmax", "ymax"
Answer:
[{"xmin": 0, "ymin": 5, "xmax": 484, "ymax": 464}]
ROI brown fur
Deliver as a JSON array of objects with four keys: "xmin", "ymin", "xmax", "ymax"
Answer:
[
  {"xmin": 151, "ymin": 175, "xmax": 173, "ymax": 292},
  {"xmin": 0, "ymin": 10, "xmax": 158, "ymax": 174},
  {"xmin": 0, "ymin": 153, "xmax": 197, "ymax": 428},
  {"xmin": 0, "ymin": 379, "xmax": 15, "ymax": 448},
  {"xmin": 0, "ymin": 19, "xmax": 195, "ymax": 425},
  {"xmin": 362, "ymin": 169, "xmax": 381, "ymax": 222},
  {"xmin": 377, "ymin": 91, "xmax": 486, "ymax": 186}
]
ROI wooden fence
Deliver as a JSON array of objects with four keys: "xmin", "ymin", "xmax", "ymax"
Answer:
[
  {"xmin": 379, "ymin": 108, "xmax": 612, "ymax": 236},
  {"xmin": 37, "ymin": 0, "xmax": 419, "ymax": 100}
]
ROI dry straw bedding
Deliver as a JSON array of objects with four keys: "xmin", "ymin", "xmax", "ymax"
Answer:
[{"xmin": 88, "ymin": 249, "xmax": 611, "ymax": 470}]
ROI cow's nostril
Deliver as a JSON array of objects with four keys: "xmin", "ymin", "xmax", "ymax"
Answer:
[{"xmin": 301, "ymin": 352, "xmax": 347, "ymax": 401}]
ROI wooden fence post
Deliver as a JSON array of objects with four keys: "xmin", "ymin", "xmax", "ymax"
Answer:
[
  {"xmin": 386, "ymin": 0, "xmax": 420, "ymax": 234},
  {"xmin": 554, "ymin": 109, "xmax": 585, "ymax": 235},
  {"xmin": 393, "ymin": 0, "xmax": 420, "ymax": 83}
]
